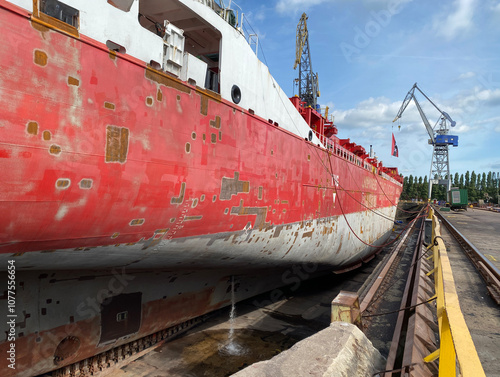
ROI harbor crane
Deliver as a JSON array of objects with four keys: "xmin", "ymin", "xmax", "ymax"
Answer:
[
  {"xmin": 294, "ymin": 13, "xmax": 320, "ymax": 108},
  {"xmin": 393, "ymin": 83, "xmax": 458, "ymax": 198}
]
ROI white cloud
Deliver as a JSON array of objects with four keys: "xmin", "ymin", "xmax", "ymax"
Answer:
[
  {"xmin": 433, "ymin": 0, "xmax": 477, "ymax": 40},
  {"xmin": 453, "ymin": 87, "xmax": 500, "ymax": 110},
  {"xmin": 332, "ymin": 96, "xmax": 400, "ymax": 129},
  {"xmin": 458, "ymin": 71, "xmax": 476, "ymax": 80},
  {"xmin": 276, "ymin": 0, "xmax": 332, "ymax": 14}
]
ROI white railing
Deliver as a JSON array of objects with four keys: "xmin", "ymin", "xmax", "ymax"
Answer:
[{"xmin": 312, "ymin": 129, "xmax": 368, "ymax": 171}]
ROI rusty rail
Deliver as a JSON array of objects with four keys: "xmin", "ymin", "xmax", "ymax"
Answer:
[
  {"xmin": 434, "ymin": 207, "xmax": 500, "ymax": 304},
  {"xmin": 359, "ymin": 208, "xmax": 421, "ymax": 313},
  {"xmin": 383, "ymin": 211, "xmax": 439, "ymax": 376}
]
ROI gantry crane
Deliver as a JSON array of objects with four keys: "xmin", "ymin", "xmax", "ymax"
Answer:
[
  {"xmin": 294, "ymin": 13, "xmax": 320, "ymax": 108},
  {"xmin": 393, "ymin": 83, "xmax": 458, "ymax": 198}
]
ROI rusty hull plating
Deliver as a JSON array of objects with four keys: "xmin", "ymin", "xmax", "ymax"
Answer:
[{"xmin": 0, "ymin": 1, "xmax": 402, "ymax": 375}]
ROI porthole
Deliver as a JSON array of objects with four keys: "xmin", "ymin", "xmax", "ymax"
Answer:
[{"xmin": 231, "ymin": 85, "xmax": 241, "ymax": 104}]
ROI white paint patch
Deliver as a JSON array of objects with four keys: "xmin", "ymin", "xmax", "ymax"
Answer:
[
  {"xmin": 55, "ymin": 198, "xmax": 87, "ymax": 221},
  {"xmin": 135, "ymin": 130, "xmax": 151, "ymax": 151},
  {"xmin": 55, "ymin": 205, "xmax": 69, "ymax": 221}
]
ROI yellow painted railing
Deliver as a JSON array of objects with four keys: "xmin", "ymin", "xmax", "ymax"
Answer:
[{"xmin": 424, "ymin": 208, "xmax": 486, "ymax": 376}]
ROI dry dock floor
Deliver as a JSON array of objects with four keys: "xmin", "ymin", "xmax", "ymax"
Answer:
[{"xmin": 439, "ymin": 209, "xmax": 500, "ymax": 376}]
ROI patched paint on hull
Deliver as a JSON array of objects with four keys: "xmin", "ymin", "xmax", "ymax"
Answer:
[
  {"xmin": 3, "ymin": 207, "xmax": 396, "ymax": 270},
  {"xmin": 0, "ymin": 4, "xmax": 402, "ymax": 376},
  {"xmin": 0, "ymin": 5, "xmax": 401, "ymax": 266}
]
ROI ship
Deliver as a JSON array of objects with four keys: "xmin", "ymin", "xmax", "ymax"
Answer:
[{"xmin": 0, "ymin": 1, "xmax": 403, "ymax": 375}]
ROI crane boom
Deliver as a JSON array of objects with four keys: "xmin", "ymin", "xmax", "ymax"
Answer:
[
  {"xmin": 393, "ymin": 83, "xmax": 459, "ymax": 199},
  {"xmin": 294, "ymin": 13, "xmax": 319, "ymax": 108},
  {"xmin": 393, "ymin": 83, "xmax": 456, "ymax": 142}
]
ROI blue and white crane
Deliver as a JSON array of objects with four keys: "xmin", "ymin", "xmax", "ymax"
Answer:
[{"xmin": 393, "ymin": 83, "xmax": 458, "ymax": 198}]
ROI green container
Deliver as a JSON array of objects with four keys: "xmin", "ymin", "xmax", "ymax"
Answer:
[{"xmin": 448, "ymin": 189, "xmax": 468, "ymax": 209}]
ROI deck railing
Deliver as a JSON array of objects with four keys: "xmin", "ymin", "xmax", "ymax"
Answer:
[{"xmin": 311, "ymin": 129, "xmax": 402, "ymax": 186}]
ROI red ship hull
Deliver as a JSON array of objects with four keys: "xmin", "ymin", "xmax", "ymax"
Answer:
[{"xmin": 0, "ymin": 2, "xmax": 402, "ymax": 375}]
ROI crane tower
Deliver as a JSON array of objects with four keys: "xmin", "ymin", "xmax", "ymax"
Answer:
[
  {"xmin": 294, "ymin": 13, "xmax": 319, "ymax": 108},
  {"xmin": 393, "ymin": 83, "xmax": 459, "ymax": 198}
]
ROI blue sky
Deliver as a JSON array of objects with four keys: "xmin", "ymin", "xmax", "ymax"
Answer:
[{"xmin": 228, "ymin": 0, "xmax": 500, "ymax": 178}]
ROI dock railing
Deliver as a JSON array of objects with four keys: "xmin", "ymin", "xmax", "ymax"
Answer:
[{"xmin": 424, "ymin": 208, "xmax": 486, "ymax": 376}]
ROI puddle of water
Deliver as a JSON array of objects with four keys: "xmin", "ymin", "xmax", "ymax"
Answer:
[{"xmin": 149, "ymin": 329, "xmax": 297, "ymax": 376}]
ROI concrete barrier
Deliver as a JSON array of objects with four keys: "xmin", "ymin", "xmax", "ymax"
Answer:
[{"xmin": 232, "ymin": 322, "xmax": 385, "ymax": 377}]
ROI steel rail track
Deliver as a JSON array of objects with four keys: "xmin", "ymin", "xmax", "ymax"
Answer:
[
  {"xmin": 434, "ymin": 207, "xmax": 500, "ymax": 305},
  {"xmin": 383, "ymin": 211, "xmax": 440, "ymax": 376}
]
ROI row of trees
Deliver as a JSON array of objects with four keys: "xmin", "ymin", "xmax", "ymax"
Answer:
[{"xmin": 401, "ymin": 171, "xmax": 500, "ymax": 203}]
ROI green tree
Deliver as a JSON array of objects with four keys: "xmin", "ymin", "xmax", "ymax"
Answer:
[
  {"xmin": 422, "ymin": 176, "xmax": 429, "ymax": 200},
  {"xmin": 470, "ymin": 171, "xmax": 478, "ymax": 201},
  {"xmin": 459, "ymin": 174, "xmax": 464, "ymax": 189},
  {"xmin": 402, "ymin": 176, "xmax": 408, "ymax": 199}
]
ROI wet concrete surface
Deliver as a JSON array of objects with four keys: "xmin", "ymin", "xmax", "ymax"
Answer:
[
  {"xmin": 107, "ymin": 259, "xmax": 387, "ymax": 376},
  {"xmin": 439, "ymin": 218, "xmax": 500, "ymax": 377}
]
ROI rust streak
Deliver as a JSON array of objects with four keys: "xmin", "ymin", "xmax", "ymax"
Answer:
[
  {"xmin": 129, "ymin": 219, "xmax": 145, "ymax": 226},
  {"xmin": 183, "ymin": 216, "xmax": 203, "ymax": 221},
  {"xmin": 34, "ymin": 50, "xmax": 47, "ymax": 66},
  {"xmin": 27, "ymin": 121, "xmax": 38, "ymax": 135},
  {"xmin": 302, "ymin": 231, "xmax": 314, "ymax": 238},
  {"xmin": 31, "ymin": 12, "xmax": 79, "ymax": 37},
  {"xmin": 30, "ymin": 20, "xmax": 51, "ymax": 34},
  {"xmin": 67, "ymin": 76, "xmax": 80, "ymax": 86},
  {"xmin": 79, "ymin": 179, "xmax": 93, "ymax": 189},
  {"xmin": 171, "ymin": 182, "xmax": 186, "ymax": 204},
  {"xmin": 200, "ymin": 95, "xmax": 209, "ymax": 116},
  {"xmin": 210, "ymin": 116, "xmax": 221, "ymax": 129},
  {"xmin": 105, "ymin": 126, "xmax": 129, "ymax": 163},
  {"xmin": 145, "ymin": 68, "xmax": 191, "ymax": 94},
  {"xmin": 49, "ymin": 145, "xmax": 62, "ymax": 155},
  {"xmin": 56, "ymin": 179, "xmax": 70, "ymax": 189},
  {"xmin": 231, "ymin": 200, "xmax": 270, "ymax": 229},
  {"xmin": 104, "ymin": 102, "xmax": 115, "ymax": 110}
]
